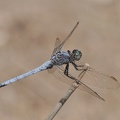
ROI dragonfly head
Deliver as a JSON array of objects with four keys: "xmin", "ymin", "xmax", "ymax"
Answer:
[{"xmin": 71, "ymin": 49, "xmax": 82, "ymax": 61}]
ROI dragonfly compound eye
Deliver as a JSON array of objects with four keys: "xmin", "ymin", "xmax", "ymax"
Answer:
[{"xmin": 72, "ymin": 49, "xmax": 82, "ymax": 61}]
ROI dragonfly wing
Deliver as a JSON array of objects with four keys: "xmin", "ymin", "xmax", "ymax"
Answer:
[
  {"xmin": 52, "ymin": 38, "xmax": 61, "ymax": 56},
  {"xmin": 78, "ymin": 81, "xmax": 105, "ymax": 101},
  {"xmin": 51, "ymin": 22, "xmax": 79, "ymax": 56},
  {"xmin": 77, "ymin": 66, "xmax": 120, "ymax": 89},
  {"xmin": 48, "ymin": 65, "xmax": 74, "ymax": 85},
  {"xmin": 56, "ymin": 22, "xmax": 79, "ymax": 52},
  {"xmin": 48, "ymin": 65, "xmax": 104, "ymax": 100}
]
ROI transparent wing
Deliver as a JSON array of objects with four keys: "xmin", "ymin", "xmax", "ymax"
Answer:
[
  {"xmin": 78, "ymin": 81, "xmax": 104, "ymax": 101},
  {"xmin": 48, "ymin": 65, "xmax": 104, "ymax": 101},
  {"xmin": 76, "ymin": 63, "xmax": 120, "ymax": 89},
  {"xmin": 48, "ymin": 65, "xmax": 74, "ymax": 85},
  {"xmin": 51, "ymin": 22, "xmax": 79, "ymax": 56},
  {"xmin": 86, "ymin": 68, "xmax": 120, "ymax": 89},
  {"xmin": 52, "ymin": 38, "xmax": 61, "ymax": 56}
]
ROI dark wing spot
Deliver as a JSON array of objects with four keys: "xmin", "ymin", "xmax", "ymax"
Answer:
[{"xmin": 110, "ymin": 76, "xmax": 117, "ymax": 81}]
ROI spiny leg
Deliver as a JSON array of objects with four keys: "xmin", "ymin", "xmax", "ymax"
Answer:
[
  {"xmin": 63, "ymin": 63, "xmax": 76, "ymax": 81},
  {"xmin": 64, "ymin": 63, "xmax": 69, "ymax": 76},
  {"xmin": 71, "ymin": 62, "xmax": 85, "ymax": 71}
]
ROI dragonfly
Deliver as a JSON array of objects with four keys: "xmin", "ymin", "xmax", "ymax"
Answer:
[{"xmin": 0, "ymin": 22, "xmax": 119, "ymax": 101}]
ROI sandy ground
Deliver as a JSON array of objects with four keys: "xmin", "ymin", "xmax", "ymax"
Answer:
[{"xmin": 0, "ymin": 0, "xmax": 120, "ymax": 120}]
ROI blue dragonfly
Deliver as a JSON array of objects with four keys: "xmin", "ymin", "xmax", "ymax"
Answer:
[{"xmin": 0, "ymin": 22, "xmax": 119, "ymax": 101}]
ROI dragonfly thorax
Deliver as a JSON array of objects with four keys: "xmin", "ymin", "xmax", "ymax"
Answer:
[
  {"xmin": 50, "ymin": 51, "xmax": 71, "ymax": 65},
  {"xmin": 71, "ymin": 49, "xmax": 82, "ymax": 61}
]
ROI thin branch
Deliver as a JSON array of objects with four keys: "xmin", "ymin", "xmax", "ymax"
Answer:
[{"xmin": 46, "ymin": 82, "xmax": 79, "ymax": 120}]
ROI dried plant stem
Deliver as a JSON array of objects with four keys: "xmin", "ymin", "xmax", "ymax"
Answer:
[{"xmin": 46, "ymin": 82, "xmax": 79, "ymax": 120}]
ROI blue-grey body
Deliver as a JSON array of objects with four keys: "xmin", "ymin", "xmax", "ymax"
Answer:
[
  {"xmin": 50, "ymin": 51, "xmax": 71, "ymax": 66},
  {"xmin": 0, "ymin": 22, "xmax": 119, "ymax": 101}
]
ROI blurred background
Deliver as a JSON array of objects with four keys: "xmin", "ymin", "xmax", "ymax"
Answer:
[{"xmin": 0, "ymin": 0, "xmax": 120, "ymax": 120}]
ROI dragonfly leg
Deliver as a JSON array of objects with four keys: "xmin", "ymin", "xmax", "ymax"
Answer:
[
  {"xmin": 67, "ymin": 50, "xmax": 71, "ymax": 55},
  {"xmin": 72, "ymin": 62, "xmax": 84, "ymax": 71},
  {"xmin": 64, "ymin": 63, "xmax": 69, "ymax": 76},
  {"xmin": 65, "ymin": 72, "xmax": 77, "ymax": 82},
  {"xmin": 63, "ymin": 63, "xmax": 77, "ymax": 81}
]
